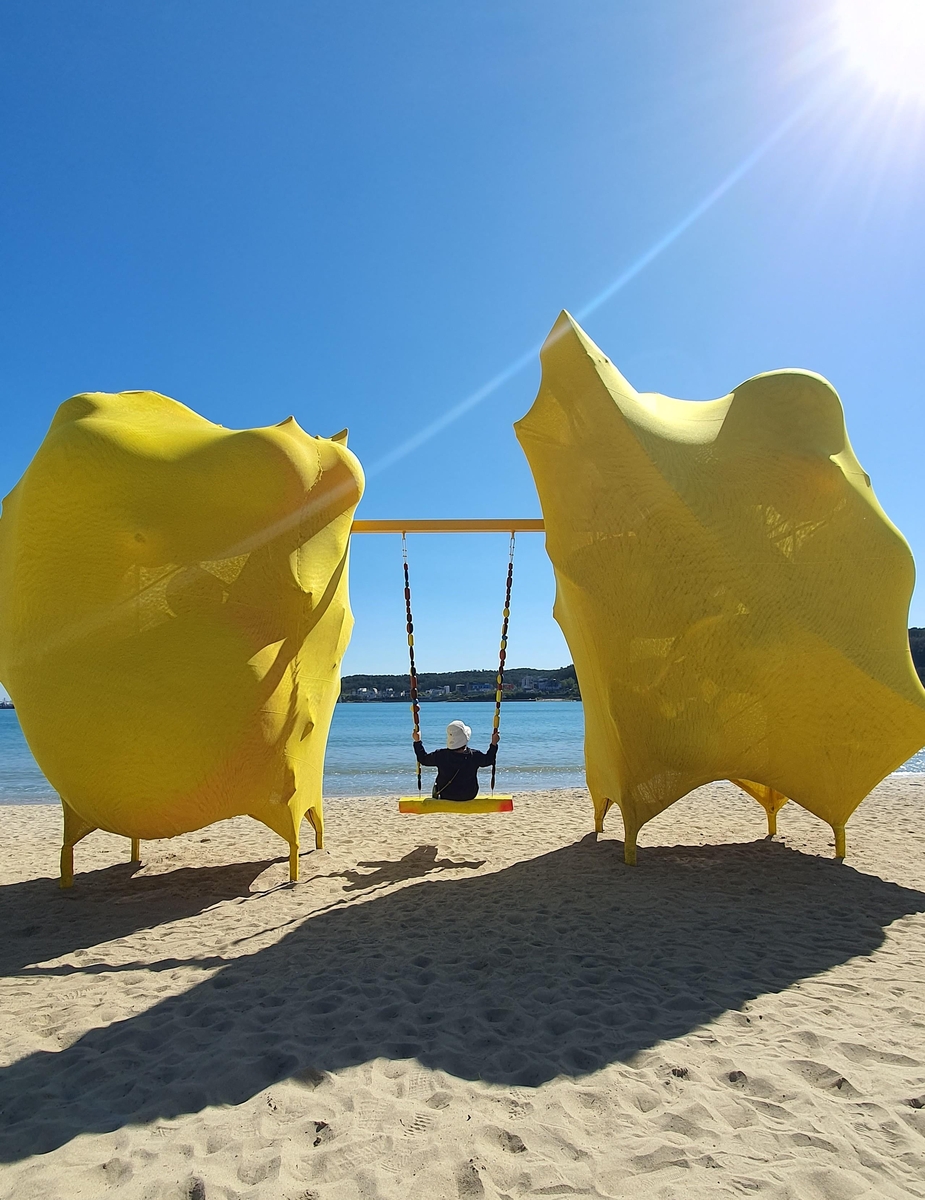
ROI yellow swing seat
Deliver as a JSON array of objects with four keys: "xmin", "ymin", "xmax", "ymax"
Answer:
[{"xmin": 399, "ymin": 795, "xmax": 513, "ymax": 815}]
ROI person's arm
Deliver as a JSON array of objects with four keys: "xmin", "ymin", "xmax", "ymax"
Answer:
[
  {"xmin": 470, "ymin": 737, "xmax": 499, "ymax": 767},
  {"xmin": 413, "ymin": 737, "xmax": 440, "ymax": 767}
]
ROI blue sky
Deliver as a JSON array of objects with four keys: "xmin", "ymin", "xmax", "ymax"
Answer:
[{"xmin": 1, "ymin": 1, "xmax": 924, "ymax": 694}]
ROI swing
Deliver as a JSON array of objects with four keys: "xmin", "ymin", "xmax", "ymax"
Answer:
[{"xmin": 398, "ymin": 531, "xmax": 515, "ymax": 815}]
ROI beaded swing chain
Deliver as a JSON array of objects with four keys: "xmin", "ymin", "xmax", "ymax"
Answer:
[
  {"xmin": 491, "ymin": 532, "xmax": 516, "ymax": 791},
  {"xmin": 402, "ymin": 533, "xmax": 422, "ymax": 792},
  {"xmin": 403, "ymin": 532, "xmax": 515, "ymax": 793}
]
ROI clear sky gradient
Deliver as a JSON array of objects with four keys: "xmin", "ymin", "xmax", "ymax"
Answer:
[{"xmin": 1, "ymin": 1, "xmax": 923, "ymax": 693}]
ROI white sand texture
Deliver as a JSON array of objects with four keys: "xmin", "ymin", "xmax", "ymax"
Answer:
[{"xmin": 1, "ymin": 780, "xmax": 925, "ymax": 1200}]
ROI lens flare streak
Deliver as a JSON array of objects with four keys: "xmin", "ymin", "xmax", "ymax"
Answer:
[{"xmin": 367, "ymin": 97, "xmax": 818, "ymax": 479}]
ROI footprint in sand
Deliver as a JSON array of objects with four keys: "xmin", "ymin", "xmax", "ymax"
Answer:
[
  {"xmin": 312, "ymin": 1120, "xmax": 333, "ymax": 1147},
  {"xmin": 456, "ymin": 1159, "xmax": 485, "ymax": 1198},
  {"xmin": 237, "ymin": 1154, "xmax": 281, "ymax": 1185},
  {"xmin": 786, "ymin": 1059, "xmax": 861, "ymax": 1097},
  {"xmin": 403, "ymin": 1068, "xmax": 434, "ymax": 1097},
  {"xmin": 313, "ymin": 1138, "xmax": 386, "ymax": 1182},
  {"xmin": 497, "ymin": 1129, "xmax": 527, "ymax": 1153},
  {"xmin": 290, "ymin": 1066, "xmax": 331, "ymax": 1090},
  {"xmin": 400, "ymin": 1112, "xmax": 436, "ymax": 1136},
  {"xmin": 838, "ymin": 1041, "xmax": 922, "ymax": 1067}
]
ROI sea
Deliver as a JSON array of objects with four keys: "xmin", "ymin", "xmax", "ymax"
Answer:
[
  {"xmin": 0, "ymin": 701, "xmax": 587, "ymax": 804},
  {"xmin": 2, "ymin": 701, "xmax": 923, "ymax": 805}
]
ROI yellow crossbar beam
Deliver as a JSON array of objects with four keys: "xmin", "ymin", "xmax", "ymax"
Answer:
[{"xmin": 351, "ymin": 519, "xmax": 544, "ymax": 534}]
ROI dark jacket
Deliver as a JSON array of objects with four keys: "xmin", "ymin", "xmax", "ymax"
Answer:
[{"xmin": 413, "ymin": 740, "xmax": 498, "ymax": 800}]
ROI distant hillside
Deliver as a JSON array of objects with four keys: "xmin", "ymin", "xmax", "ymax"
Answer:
[
  {"xmin": 344, "ymin": 633, "xmax": 925, "ymax": 702},
  {"xmin": 341, "ymin": 664, "xmax": 579, "ymax": 701}
]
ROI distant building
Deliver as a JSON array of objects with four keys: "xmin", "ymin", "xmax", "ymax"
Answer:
[{"xmin": 519, "ymin": 676, "xmax": 560, "ymax": 693}]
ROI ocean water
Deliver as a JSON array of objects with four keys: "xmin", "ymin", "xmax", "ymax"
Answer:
[
  {"xmin": 0, "ymin": 709, "xmax": 59, "ymax": 803},
  {"xmin": 326, "ymin": 701, "xmax": 586, "ymax": 795},
  {"xmin": 3, "ymin": 702, "xmax": 924, "ymax": 806},
  {"xmin": 0, "ymin": 701, "xmax": 587, "ymax": 804}
]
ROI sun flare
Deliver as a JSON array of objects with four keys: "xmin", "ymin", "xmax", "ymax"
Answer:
[{"xmin": 837, "ymin": 0, "xmax": 925, "ymax": 99}]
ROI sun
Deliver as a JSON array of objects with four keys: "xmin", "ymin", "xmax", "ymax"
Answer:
[{"xmin": 836, "ymin": 0, "xmax": 925, "ymax": 100}]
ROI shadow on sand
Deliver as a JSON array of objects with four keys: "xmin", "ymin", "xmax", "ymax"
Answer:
[
  {"xmin": 328, "ymin": 844, "xmax": 486, "ymax": 893},
  {"xmin": 1, "ymin": 835, "xmax": 924, "ymax": 1160},
  {"xmin": 0, "ymin": 858, "xmax": 279, "ymax": 977}
]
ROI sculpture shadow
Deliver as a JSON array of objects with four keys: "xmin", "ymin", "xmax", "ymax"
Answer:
[
  {"xmin": 0, "ymin": 858, "xmax": 279, "ymax": 976},
  {"xmin": 2, "ymin": 835, "xmax": 924, "ymax": 1161}
]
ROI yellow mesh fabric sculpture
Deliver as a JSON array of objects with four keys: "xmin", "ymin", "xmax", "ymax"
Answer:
[
  {"xmin": 0, "ymin": 391, "xmax": 363, "ymax": 885},
  {"xmin": 515, "ymin": 313, "xmax": 925, "ymax": 863}
]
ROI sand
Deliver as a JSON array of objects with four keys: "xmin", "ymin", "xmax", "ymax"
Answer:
[{"xmin": 1, "ymin": 780, "xmax": 925, "ymax": 1200}]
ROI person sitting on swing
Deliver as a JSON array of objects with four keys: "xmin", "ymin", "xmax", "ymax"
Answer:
[{"xmin": 413, "ymin": 720, "xmax": 500, "ymax": 800}]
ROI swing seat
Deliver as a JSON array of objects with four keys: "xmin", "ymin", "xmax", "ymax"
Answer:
[{"xmin": 399, "ymin": 795, "xmax": 514, "ymax": 815}]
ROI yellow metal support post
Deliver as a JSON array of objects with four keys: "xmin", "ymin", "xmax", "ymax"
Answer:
[{"xmin": 351, "ymin": 519, "xmax": 544, "ymax": 534}]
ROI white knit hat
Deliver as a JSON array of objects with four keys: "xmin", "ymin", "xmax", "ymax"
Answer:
[{"xmin": 446, "ymin": 720, "xmax": 472, "ymax": 750}]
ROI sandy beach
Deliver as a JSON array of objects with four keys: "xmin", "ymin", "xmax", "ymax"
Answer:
[{"xmin": 1, "ymin": 780, "xmax": 925, "ymax": 1199}]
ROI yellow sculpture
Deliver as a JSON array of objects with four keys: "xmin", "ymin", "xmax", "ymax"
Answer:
[
  {"xmin": 515, "ymin": 312, "xmax": 925, "ymax": 863},
  {"xmin": 0, "ymin": 391, "xmax": 363, "ymax": 885}
]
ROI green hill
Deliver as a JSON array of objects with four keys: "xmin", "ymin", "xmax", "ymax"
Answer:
[{"xmin": 340, "ymin": 664, "xmax": 579, "ymax": 701}]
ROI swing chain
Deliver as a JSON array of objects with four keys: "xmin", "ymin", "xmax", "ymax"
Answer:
[
  {"xmin": 491, "ymin": 531, "xmax": 516, "ymax": 792},
  {"xmin": 402, "ymin": 533, "xmax": 422, "ymax": 791}
]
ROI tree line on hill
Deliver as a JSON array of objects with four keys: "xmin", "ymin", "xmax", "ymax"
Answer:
[{"xmin": 340, "ymin": 664, "xmax": 580, "ymax": 701}]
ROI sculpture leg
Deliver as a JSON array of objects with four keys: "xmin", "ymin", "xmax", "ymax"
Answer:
[
  {"xmin": 623, "ymin": 821, "xmax": 638, "ymax": 866},
  {"xmin": 59, "ymin": 798, "xmax": 97, "ymax": 889},
  {"xmin": 252, "ymin": 797, "xmax": 326, "ymax": 883},
  {"xmin": 60, "ymin": 843, "xmax": 74, "ymax": 889},
  {"xmin": 306, "ymin": 805, "xmax": 324, "ymax": 850},
  {"xmin": 729, "ymin": 781, "xmax": 788, "ymax": 841},
  {"xmin": 288, "ymin": 807, "xmax": 325, "ymax": 880},
  {"xmin": 130, "ymin": 837, "xmax": 141, "ymax": 863},
  {"xmin": 250, "ymin": 803, "xmax": 322, "ymax": 883},
  {"xmin": 833, "ymin": 825, "xmax": 846, "ymax": 859},
  {"xmin": 594, "ymin": 796, "xmax": 612, "ymax": 834}
]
